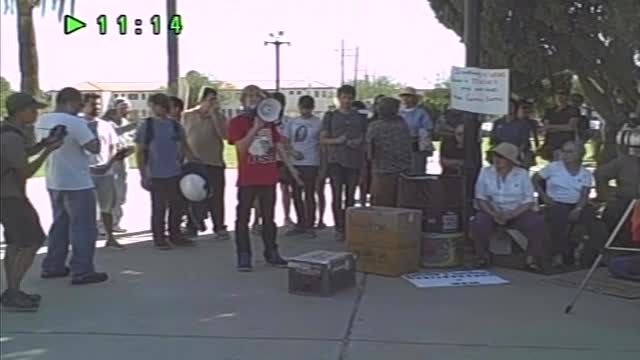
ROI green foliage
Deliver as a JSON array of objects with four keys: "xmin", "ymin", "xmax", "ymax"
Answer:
[
  {"xmin": 0, "ymin": 76, "xmax": 14, "ymax": 119},
  {"xmin": 182, "ymin": 70, "xmax": 232, "ymax": 109},
  {"xmin": 426, "ymin": 0, "xmax": 640, "ymax": 125},
  {"xmin": 348, "ymin": 75, "xmax": 405, "ymax": 100}
]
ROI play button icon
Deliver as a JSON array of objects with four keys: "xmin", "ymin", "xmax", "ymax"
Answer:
[{"xmin": 64, "ymin": 15, "xmax": 86, "ymax": 35}]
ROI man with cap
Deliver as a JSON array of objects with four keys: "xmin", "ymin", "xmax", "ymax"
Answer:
[
  {"xmin": 0, "ymin": 93, "xmax": 63, "ymax": 311},
  {"xmin": 399, "ymin": 87, "xmax": 434, "ymax": 174},
  {"xmin": 470, "ymin": 142, "xmax": 551, "ymax": 271}
]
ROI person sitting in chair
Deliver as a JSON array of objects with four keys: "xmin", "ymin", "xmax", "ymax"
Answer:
[
  {"xmin": 470, "ymin": 143, "xmax": 550, "ymax": 271},
  {"xmin": 533, "ymin": 141, "xmax": 607, "ymax": 268}
]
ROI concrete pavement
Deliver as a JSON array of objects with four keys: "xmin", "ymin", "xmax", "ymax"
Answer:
[{"xmin": 1, "ymin": 168, "xmax": 640, "ymax": 359}]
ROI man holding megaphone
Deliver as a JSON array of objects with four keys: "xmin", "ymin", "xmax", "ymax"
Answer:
[{"xmin": 228, "ymin": 85, "xmax": 302, "ymax": 272}]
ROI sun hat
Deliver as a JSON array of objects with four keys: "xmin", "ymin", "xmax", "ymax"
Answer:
[
  {"xmin": 399, "ymin": 87, "xmax": 419, "ymax": 97},
  {"xmin": 490, "ymin": 143, "xmax": 521, "ymax": 165}
]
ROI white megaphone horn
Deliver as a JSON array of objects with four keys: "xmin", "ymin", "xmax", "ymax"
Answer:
[{"xmin": 256, "ymin": 98, "xmax": 282, "ymax": 123}]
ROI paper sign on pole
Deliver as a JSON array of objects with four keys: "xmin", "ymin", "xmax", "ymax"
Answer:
[{"xmin": 450, "ymin": 66, "xmax": 510, "ymax": 115}]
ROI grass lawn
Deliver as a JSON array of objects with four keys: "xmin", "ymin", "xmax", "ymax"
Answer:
[
  {"xmin": 33, "ymin": 144, "xmax": 239, "ymax": 178},
  {"xmin": 32, "ymin": 139, "xmax": 595, "ymax": 178}
]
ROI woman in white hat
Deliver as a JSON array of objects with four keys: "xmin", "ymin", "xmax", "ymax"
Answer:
[{"xmin": 471, "ymin": 142, "xmax": 550, "ymax": 271}]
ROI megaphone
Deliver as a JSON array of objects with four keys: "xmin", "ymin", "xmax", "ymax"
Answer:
[{"xmin": 256, "ymin": 98, "xmax": 282, "ymax": 123}]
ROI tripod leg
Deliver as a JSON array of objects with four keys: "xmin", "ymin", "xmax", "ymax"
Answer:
[{"xmin": 564, "ymin": 199, "xmax": 637, "ymax": 314}]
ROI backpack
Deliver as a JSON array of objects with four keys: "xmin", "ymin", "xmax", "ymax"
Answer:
[{"xmin": 143, "ymin": 117, "xmax": 182, "ymax": 145}]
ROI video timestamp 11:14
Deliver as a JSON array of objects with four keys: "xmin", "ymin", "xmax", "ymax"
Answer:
[{"xmin": 96, "ymin": 14, "xmax": 183, "ymax": 35}]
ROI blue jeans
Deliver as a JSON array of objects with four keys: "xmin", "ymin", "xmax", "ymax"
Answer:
[{"xmin": 42, "ymin": 189, "xmax": 98, "ymax": 277}]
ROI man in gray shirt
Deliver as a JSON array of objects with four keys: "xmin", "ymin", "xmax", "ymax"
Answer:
[{"xmin": 320, "ymin": 85, "xmax": 367, "ymax": 240}]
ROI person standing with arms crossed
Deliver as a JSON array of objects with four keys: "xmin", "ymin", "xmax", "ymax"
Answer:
[{"xmin": 319, "ymin": 85, "xmax": 367, "ymax": 241}]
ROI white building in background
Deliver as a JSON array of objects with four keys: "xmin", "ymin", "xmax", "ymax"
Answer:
[
  {"xmin": 217, "ymin": 80, "xmax": 337, "ymax": 119},
  {"xmin": 47, "ymin": 81, "xmax": 165, "ymax": 120},
  {"xmin": 47, "ymin": 80, "xmax": 338, "ymax": 120}
]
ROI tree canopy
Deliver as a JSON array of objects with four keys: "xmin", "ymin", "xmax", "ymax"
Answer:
[
  {"xmin": 1, "ymin": 76, "xmax": 15, "ymax": 119},
  {"xmin": 427, "ymin": 0, "xmax": 640, "ymax": 125},
  {"xmin": 349, "ymin": 75, "xmax": 406, "ymax": 100}
]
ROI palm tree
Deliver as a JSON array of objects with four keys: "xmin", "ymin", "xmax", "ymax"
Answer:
[
  {"xmin": 166, "ymin": 0, "xmax": 179, "ymax": 96},
  {"xmin": 3, "ymin": 0, "xmax": 75, "ymax": 95}
]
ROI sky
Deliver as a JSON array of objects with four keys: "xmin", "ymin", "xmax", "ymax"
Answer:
[{"xmin": 0, "ymin": 0, "xmax": 465, "ymax": 91}]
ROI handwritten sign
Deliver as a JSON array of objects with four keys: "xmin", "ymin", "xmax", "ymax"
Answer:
[{"xmin": 450, "ymin": 67, "xmax": 510, "ymax": 115}]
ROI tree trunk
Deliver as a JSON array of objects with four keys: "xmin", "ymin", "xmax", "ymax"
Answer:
[
  {"xmin": 166, "ymin": 0, "xmax": 179, "ymax": 96},
  {"xmin": 16, "ymin": 0, "xmax": 40, "ymax": 96}
]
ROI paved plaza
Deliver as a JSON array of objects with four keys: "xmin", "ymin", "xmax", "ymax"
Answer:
[{"xmin": 1, "ymin": 168, "xmax": 639, "ymax": 360}]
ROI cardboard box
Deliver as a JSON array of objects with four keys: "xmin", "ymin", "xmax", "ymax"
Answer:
[
  {"xmin": 346, "ymin": 207, "xmax": 422, "ymax": 249},
  {"xmin": 288, "ymin": 251, "xmax": 356, "ymax": 297},
  {"xmin": 350, "ymin": 246, "xmax": 419, "ymax": 277}
]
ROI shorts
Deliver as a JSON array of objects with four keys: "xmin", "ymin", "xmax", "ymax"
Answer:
[
  {"xmin": 0, "ymin": 197, "xmax": 46, "ymax": 248},
  {"xmin": 92, "ymin": 175, "xmax": 116, "ymax": 214}
]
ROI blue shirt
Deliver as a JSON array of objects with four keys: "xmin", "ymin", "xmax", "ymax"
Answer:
[
  {"xmin": 400, "ymin": 107, "xmax": 433, "ymax": 137},
  {"xmin": 134, "ymin": 118, "xmax": 185, "ymax": 179}
]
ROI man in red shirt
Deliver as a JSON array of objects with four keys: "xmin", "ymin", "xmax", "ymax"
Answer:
[{"xmin": 228, "ymin": 85, "xmax": 301, "ymax": 271}]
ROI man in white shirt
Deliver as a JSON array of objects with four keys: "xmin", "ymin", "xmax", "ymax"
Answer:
[
  {"xmin": 36, "ymin": 87, "xmax": 108, "ymax": 285},
  {"xmin": 83, "ymin": 93, "xmax": 126, "ymax": 249},
  {"xmin": 470, "ymin": 143, "xmax": 550, "ymax": 271}
]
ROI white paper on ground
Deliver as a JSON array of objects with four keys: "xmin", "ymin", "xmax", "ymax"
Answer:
[{"xmin": 403, "ymin": 270, "xmax": 510, "ymax": 288}]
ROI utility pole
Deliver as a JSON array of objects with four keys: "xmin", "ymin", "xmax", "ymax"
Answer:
[
  {"xmin": 462, "ymin": 0, "xmax": 482, "ymax": 228},
  {"xmin": 353, "ymin": 46, "xmax": 360, "ymax": 94},
  {"xmin": 336, "ymin": 39, "xmax": 358, "ymax": 86},
  {"xmin": 264, "ymin": 31, "xmax": 291, "ymax": 92},
  {"xmin": 166, "ymin": 0, "xmax": 179, "ymax": 96}
]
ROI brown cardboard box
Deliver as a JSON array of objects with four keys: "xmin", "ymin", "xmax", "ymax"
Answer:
[
  {"xmin": 346, "ymin": 207, "xmax": 422, "ymax": 250},
  {"xmin": 350, "ymin": 246, "xmax": 419, "ymax": 276}
]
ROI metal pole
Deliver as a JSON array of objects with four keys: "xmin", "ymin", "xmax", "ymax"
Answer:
[
  {"xmin": 462, "ymin": 0, "xmax": 482, "ymax": 239},
  {"xmin": 354, "ymin": 46, "xmax": 359, "ymax": 95},
  {"xmin": 275, "ymin": 41, "xmax": 281, "ymax": 92},
  {"xmin": 341, "ymin": 39, "xmax": 345, "ymax": 85},
  {"xmin": 265, "ymin": 33, "xmax": 290, "ymax": 93},
  {"xmin": 166, "ymin": 0, "xmax": 179, "ymax": 96},
  {"xmin": 463, "ymin": 0, "xmax": 482, "ymax": 200}
]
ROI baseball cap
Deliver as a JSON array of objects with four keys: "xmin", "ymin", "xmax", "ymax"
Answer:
[{"xmin": 6, "ymin": 92, "xmax": 47, "ymax": 115}]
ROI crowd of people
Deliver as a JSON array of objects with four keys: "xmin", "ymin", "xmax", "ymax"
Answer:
[{"xmin": 1, "ymin": 82, "xmax": 639, "ymax": 312}]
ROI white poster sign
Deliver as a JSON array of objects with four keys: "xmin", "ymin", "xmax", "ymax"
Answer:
[{"xmin": 450, "ymin": 66, "xmax": 510, "ymax": 115}]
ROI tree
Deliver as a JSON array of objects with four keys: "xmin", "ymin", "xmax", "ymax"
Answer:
[
  {"xmin": 421, "ymin": 79, "xmax": 450, "ymax": 119},
  {"xmin": 175, "ymin": 70, "xmax": 231, "ymax": 109},
  {"xmin": 427, "ymin": 0, "xmax": 639, "ymax": 123},
  {"xmin": 1, "ymin": 76, "xmax": 15, "ymax": 119},
  {"xmin": 2, "ymin": 0, "xmax": 76, "ymax": 96},
  {"xmin": 349, "ymin": 75, "xmax": 406, "ymax": 100}
]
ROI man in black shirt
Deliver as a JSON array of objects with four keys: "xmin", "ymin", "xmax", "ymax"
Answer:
[{"xmin": 540, "ymin": 89, "xmax": 580, "ymax": 161}]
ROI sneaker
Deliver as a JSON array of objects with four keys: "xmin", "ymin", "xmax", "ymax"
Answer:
[
  {"xmin": 237, "ymin": 253, "xmax": 253, "ymax": 272},
  {"xmin": 214, "ymin": 229, "xmax": 231, "ymax": 241},
  {"xmin": 316, "ymin": 222, "xmax": 327, "ymax": 230},
  {"xmin": 284, "ymin": 218, "xmax": 295, "ymax": 228},
  {"xmin": 171, "ymin": 237, "xmax": 196, "ymax": 247},
  {"xmin": 41, "ymin": 267, "xmax": 70, "ymax": 279},
  {"xmin": 0, "ymin": 292, "xmax": 39, "ymax": 312},
  {"xmin": 71, "ymin": 272, "xmax": 109, "ymax": 285},
  {"xmin": 154, "ymin": 239, "xmax": 172, "ymax": 250},
  {"xmin": 106, "ymin": 240, "xmax": 125, "ymax": 250},
  {"xmin": 265, "ymin": 252, "xmax": 288, "ymax": 267},
  {"xmin": 1, "ymin": 290, "xmax": 41, "ymax": 304},
  {"xmin": 112, "ymin": 226, "xmax": 127, "ymax": 233},
  {"xmin": 19, "ymin": 291, "xmax": 42, "ymax": 303}
]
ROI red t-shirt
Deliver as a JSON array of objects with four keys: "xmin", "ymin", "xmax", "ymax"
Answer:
[{"xmin": 228, "ymin": 115, "xmax": 281, "ymax": 187}]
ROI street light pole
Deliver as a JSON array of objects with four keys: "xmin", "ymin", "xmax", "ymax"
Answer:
[{"xmin": 264, "ymin": 31, "xmax": 290, "ymax": 92}]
